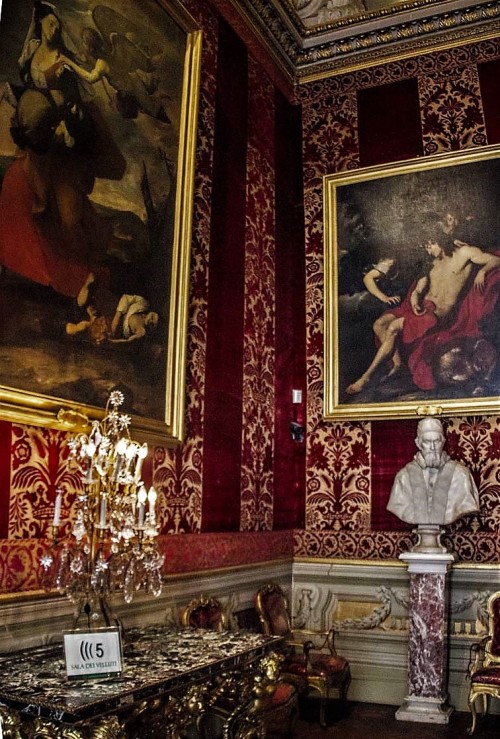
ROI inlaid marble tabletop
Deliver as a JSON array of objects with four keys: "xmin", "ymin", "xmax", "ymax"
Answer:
[{"xmin": 0, "ymin": 625, "xmax": 282, "ymax": 725}]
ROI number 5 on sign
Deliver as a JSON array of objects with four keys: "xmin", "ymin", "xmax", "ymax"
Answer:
[{"xmin": 63, "ymin": 628, "xmax": 122, "ymax": 679}]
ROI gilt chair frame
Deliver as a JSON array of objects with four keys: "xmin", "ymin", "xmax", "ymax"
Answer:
[
  {"xmin": 181, "ymin": 594, "xmax": 226, "ymax": 632},
  {"xmin": 255, "ymin": 583, "xmax": 350, "ymax": 728},
  {"xmin": 468, "ymin": 590, "xmax": 500, "ymax": 734}
]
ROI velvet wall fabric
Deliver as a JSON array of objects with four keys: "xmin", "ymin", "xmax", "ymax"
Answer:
[
  {"xmin": 297, "ymin": 39, "xmax": 500, "ymax": 562},
  {"xmin": 477, "ymin": 58, "xmax": 500, "ymax": 144},
  {"xmin": 202, "ymin": 19, "xmax": 248, "ymax": 531},
  {"xmin": 357, "ymin": 78, "xmax": 423, "ymax": 166},
  {"xmin": 274, "ymin": 91, "xmax": 306, "ymax": 530}
]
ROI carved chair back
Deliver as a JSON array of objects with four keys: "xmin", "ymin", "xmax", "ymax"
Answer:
[{"xmin": 181, "ymin": 594, "xmax": 226, "ymax": 632}]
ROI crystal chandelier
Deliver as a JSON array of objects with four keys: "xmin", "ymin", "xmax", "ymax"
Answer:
[{"xmin": 43, "ymin": 391, "xmax": 164, "ymax": 628}]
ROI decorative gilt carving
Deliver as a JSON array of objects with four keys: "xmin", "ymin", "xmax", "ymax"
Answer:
[
  {"xmin": 220, "ymin": 0, "xmax": 500, "ymax": 80},
  {"xmin": 0, "ymin": 713, "xmax": 124, "ymax": 739},
  {"xmin": 0, "ymin": 706, "xmax": 22, "ymax": 739},
  {"xmin": 89, "ymin": 717, "xmax": 125, "ymax": 739}
]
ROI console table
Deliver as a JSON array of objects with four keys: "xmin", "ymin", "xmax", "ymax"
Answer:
[{"xmin": 0, "ymin": 625, "xmax": 284, "ymax": 738}]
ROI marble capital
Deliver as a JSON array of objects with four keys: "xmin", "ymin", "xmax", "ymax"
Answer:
[{"xmin": 399, "ymin": 551, "xmax": 455, "ymax": 574}]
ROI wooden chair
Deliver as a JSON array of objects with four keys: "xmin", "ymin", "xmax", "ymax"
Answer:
[
  {"xmin": 255, "ymin": 582, "xmax": 351, "ymax": 728},
  {"xmin": 468, "ymin": 590, "xmax": 500, "ymax": 733},
  {"xmin": 181, "ymin": 594, "xmax": 226, "ymax": 632}
]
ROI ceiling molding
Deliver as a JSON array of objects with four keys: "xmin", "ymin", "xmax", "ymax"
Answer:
[{"xmin": 216, "ymin": 0, "xmax": 500, "ymax": 83}]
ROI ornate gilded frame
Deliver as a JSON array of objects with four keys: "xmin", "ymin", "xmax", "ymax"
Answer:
[
  {"xmin": 0, "ymin": 0, "xmax": 201, "ymax": 445},
  {"xmin": 324, "ymin": 145, "xmax": 500, "ymax": 421}
]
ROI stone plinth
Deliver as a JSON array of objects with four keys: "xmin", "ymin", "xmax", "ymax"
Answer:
[{"xmin": 396, "ymin": 551, "xmax": 455, "ymax": 724}]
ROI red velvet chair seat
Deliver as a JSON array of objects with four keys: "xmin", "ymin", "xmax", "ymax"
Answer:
[
  {"xmin": 255, "ymin": 583, "xmax": 351, "ymax": 728},
  {"xmin": 471, "ymin": 667, "xmax": 500, "ymax": 686},
  {"xmin": 311, "ymin": 654, "xmax": 349, "ymax": 677},
  {"xmin": 181, "ymin": 595, "xmax": 226, "ymax": 632},
  {"xmin": 468, "ymin": 591, "xmax": 500, "ymax": 734}
]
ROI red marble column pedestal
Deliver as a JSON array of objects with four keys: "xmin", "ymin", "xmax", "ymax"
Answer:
[{"xmin": 396, "ymin": 551, "xmax": 455, "ymax": 724}]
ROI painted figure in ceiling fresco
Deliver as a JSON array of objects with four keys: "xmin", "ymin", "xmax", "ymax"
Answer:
[{"xmin": 293, "ymin": 0, "xmax": 367, "ymax": 25}]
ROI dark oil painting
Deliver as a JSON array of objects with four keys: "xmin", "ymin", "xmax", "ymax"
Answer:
[
  {"xmin": 0, "ymin": 0, "xmax": 197, "ymax": 439},
  {"xmin": 325, "ymin": 149, "xmax": 500, "ymax": 420}
]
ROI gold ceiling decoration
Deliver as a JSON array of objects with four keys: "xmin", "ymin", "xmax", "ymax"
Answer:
[{"xmin": 218, "ymin": 0, "xmax": 500, "ymax": 81}]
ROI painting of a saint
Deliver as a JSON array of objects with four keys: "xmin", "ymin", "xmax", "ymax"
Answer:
[
  {"xmin": 324, "ymin": 150, "xmax": 500, "ymax": 420},
  {"xmin": 0, "ymin": 0, "xmax": 198, "ymax": 440}
]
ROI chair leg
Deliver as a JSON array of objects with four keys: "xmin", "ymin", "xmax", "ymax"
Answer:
[
  {"xmin": 468, "ymin": 694, "xmax": 478, "ymax": 735},
  {"xmin": 319, "ymin": 695, "xmax": 327, "ymax": 729},
  {"xmin": 468, "ymin": 692, "xmax": 490, "ymax": 735},
  {"xmin": 481, "ymin": 693, "xmax": 489, "ymax": 715}
]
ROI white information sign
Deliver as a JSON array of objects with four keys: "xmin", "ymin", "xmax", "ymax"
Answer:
[{"xmin": 63, "ymin": 627, "xmax": 122, "ymax": 679}]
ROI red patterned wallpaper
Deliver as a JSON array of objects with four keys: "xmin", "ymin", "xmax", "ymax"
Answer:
[
  {"xmin": 2, "ymin": 7, "xmax": 500, "ymax": 594},
  {"xmin": 298, "ymin": 39, "xmax": 500, "ymax": 563}
]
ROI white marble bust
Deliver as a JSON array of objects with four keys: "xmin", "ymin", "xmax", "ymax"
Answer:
[{"xmin": 387, "ymin": 417, "xmax": 480, "ymax": 525}]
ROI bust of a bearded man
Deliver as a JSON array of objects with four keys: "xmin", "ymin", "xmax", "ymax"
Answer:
[{"xmin": 386, "ymin": 417, "xmax": 480, "ymax": 525}]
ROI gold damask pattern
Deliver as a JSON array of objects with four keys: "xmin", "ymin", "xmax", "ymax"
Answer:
[
  {"xmin": 153, "ymin": 1, "xmax": 219, "ymax": 534},
  {"xmin": 240, "ymin": 57, "xmax": 276, "ymax": 532},
  {"xmin": 306, "ymin": 423, "xmax": 370, "ymax": 531},
  {"xmin": 419, "ymin": 64, "xmax": 487, "ymax": 154},
  {"xmin": 9, "ymin": 425, "xmax": 79, "ymax": 539},
  {"xmin": 302, "ymin": 85, "xmax": 361, "ymax": 538}
]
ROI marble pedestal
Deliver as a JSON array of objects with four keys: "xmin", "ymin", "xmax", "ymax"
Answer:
[{"xmin": 396, "ymin": 550, "xmax": 455, "ymax": 724}]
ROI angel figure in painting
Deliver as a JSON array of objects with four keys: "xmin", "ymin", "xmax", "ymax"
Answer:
[
  {"xmin": 0, "ymin": 2, "xmax": 126, "ymax": 300},
  {"xmin": 58, "ymin": 5, "xmax": 171, "ymax": 123}
]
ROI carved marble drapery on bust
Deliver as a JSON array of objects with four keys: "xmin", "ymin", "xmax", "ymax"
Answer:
[{"xmin": 387, "ymin": 418, "xmax": 479, "ymax": 526}]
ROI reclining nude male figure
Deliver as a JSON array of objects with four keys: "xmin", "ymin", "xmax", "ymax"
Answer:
[{"xmin": 345, "ymin": 232, "xmax": 500, "ymax": 396}]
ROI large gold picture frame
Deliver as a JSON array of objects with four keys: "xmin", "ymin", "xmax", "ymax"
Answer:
[
  {"xmin": 324, "ymin": 146, "xmax": 500, "ymax": 421},
  {"xmin": 0, "ymin": 0, "xmax": 201, "ymax": 445}
]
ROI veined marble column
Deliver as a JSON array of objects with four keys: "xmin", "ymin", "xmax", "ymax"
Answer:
[{"xmin": 396, "ymin": 550, "xmax": 455, "ymax": 724}]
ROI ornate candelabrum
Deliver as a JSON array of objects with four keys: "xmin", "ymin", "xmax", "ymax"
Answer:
[{"xmin": 44, "ymin": 391, "xmax": 163, "ymax": 629}]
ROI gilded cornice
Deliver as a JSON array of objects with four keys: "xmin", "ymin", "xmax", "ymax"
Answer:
[{"xmin": 217, "ymin": 0, "xmax": 500, "ymax": 83}]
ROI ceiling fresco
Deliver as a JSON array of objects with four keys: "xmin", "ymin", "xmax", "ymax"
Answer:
[
  {"xmin": 216, "ymin": 0, "xmax": 500, "ymax": 82},
  {"xmin": 285, "ymin": 0, "xmax": 434, "ymax": 28}
]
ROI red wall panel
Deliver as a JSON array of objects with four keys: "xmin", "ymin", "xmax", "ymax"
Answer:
[
  {"xmin": 202, "ymin": 19, "xmax": 248, "ymax": 531},
  {"xmin": 357, "ymin": 78, "xmax": 423, "ymax": 166},
  {"xmin": 274, "ymin": 91, "xmax": 306, "ymax": 529}
]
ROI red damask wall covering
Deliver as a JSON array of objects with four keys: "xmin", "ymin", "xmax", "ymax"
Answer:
[
  {"xmin": 296, "ymin": 40, "xmax": 500, "ymax": 563},
  {"xmin": 0, "ymin": 0, "xmax": 303, "ymax": 593},
  {"xmin": 1, "ymin": 1, "xmax": 500, "ymax": 593}
]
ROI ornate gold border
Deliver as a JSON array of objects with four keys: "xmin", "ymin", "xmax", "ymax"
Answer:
[{"xmin": 324, "ymin": 144, "xmax": 500, "ymax": 422}]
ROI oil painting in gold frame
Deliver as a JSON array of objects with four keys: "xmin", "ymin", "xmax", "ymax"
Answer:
[
  {"xmin": 0, "ymin": 0, "xmax": 201, "ymax": 445},
  {"xmin": 324, "ymin": 146, "xmax": 500, "ymax": 421}
]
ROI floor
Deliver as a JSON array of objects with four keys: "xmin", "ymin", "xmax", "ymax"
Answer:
[{"xmin": 292, "ymin": 700, "xmax": 499, "ymax": 738}]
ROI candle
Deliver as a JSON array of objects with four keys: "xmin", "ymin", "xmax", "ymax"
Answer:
[
  {"xmin": 85, "ymin": 441, "xmax": 96, "ymax": 484},
  {"xmin": 99, "ymin": 494, "xmax": 107, "ymax": 528},
  {"xmin": 53, "ymin": 489, "xmax": 62, "ymax": 527},
  {"xmin": 137, "ymin": 485, "xmax": 147, "ymax": 527},
  {"xmin": 134, "ymin": 443, "xmax": 148, "ymax": 483},
  {"xmin": 125, "ymin": 442, "xmax": 138, "ymax": 480},
  {"xmin": 148, "ymin": 486, "xmax": 157, "ymax": 524},
  {"xmin": 112, "ymin": 438, "xmax": 128, "ymax": 482}
]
